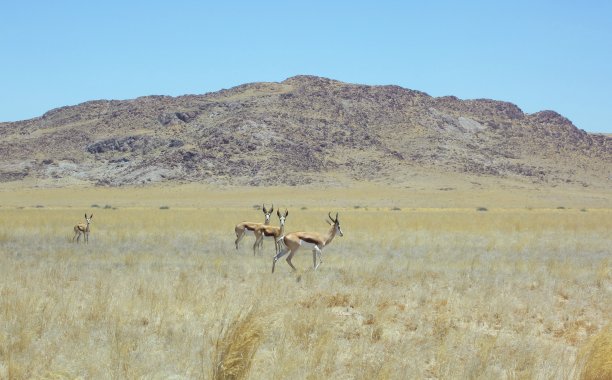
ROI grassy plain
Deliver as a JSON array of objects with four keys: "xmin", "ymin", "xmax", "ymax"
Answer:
[{"xmin": 0, "ymin": 183, "xmax": 610, "ymax": 379}]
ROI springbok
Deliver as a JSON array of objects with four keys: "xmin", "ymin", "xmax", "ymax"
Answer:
[
  {"xmin": 73, "ymin": 213, "xmax": 93, "ymax": 244},
  {"xmin": 272, "ymin": 212, "xmax": 343, "ymax": 273},
  {"xmin": 234, "ymin": 204, "xmax": 273, "ymax": 255},
  {"xmin": 254, "ymin": 209, "xmax": 288, "ymax": 255}
]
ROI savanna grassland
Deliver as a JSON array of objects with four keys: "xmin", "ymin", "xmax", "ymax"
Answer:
[{"xmin": 0, "ymin": 184, "xmax": 610, "ymax": 379}]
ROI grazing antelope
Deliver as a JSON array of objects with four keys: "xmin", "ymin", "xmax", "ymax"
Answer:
[
  {"xmin": 73, "ymin": 213, "xmax": 93, "ymax": 244},
  {"xmin": 234, "ymin": 204, "xmax": 273, "ymax": 255},
  {"xmin": 272, "ymin": 212, "xmax": 343, "ymax": 273},
  {"xmin": 254, "ymin": 209, "xmax": 288, "ymax": 255}
]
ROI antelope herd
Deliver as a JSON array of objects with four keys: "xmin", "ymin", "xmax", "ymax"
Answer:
[
  {"xmin": 234, "ymin": 204, "xmax": 343, "ymax": 273},
  {"xmin": 72, "ymin": 204, "xmax": 343, "ymax": 273}
]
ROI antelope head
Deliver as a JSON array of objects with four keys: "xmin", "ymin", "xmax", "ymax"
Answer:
[
  {"xmin": 262, "ymin": 204, "xmax": 273, "ymax": 224},
  {"xmin": 277, "ymin": 209, "xmax": 289, "ymax": 227},
  {"xmin": 328, "ymin": 212, "xmax": 343, "ymax": 237}
]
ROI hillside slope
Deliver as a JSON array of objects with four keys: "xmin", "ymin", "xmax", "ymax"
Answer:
[{"xmin": 0, "ymin": 76, "xmax": 609, "ymax": 187}]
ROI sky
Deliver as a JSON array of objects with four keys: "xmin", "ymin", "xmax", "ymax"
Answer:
[{"xmin": 1, "ymin": 1, "xmax": 611, "ymax": 133}]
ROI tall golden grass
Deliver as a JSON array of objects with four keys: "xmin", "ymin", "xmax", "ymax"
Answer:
[
  {"xmin": 212, "ymin": 307, "xmax": 264, "ymax": 380},
  {"xmin": 579, "ymin": 323, "xmax": 612, "ymax": 380},
  {"xmin": 0, "ymin": 186, "xmax": 610, "ymax": 378}
]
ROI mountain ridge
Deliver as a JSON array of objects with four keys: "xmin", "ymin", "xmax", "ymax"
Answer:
[{"xmin": 0, "ymin": 75, "xmax": 609, "ymax": 188}]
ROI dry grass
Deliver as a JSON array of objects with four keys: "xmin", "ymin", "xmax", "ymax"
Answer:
[
  {"xmin": 578, "ymin": 324, "xmax": 612, "ymax": 380},
  {"xmin": 0, "ymin": 185, "xmax": 610, "ymax": 378},
  {"xmin": 212, "ymin": 307, "xmax": 264, "ymax": 380}
]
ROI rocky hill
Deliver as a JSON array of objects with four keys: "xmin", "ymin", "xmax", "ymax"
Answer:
[{"xmin": 0, "ymin": 76, "xmax": 609, "ymax": 187}]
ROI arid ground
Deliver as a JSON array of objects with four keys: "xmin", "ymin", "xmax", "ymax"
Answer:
[{"xmin": 0, "ymin": 183, "xmax": 610, "ymax": 379}]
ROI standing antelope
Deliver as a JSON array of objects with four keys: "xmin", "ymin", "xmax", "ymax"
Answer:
[
  {"xmin": 234, "ymin": 204, "xmax": 273, "ymax": 255},
  {"xmin": 73, "ymin": 213, "xmax": 93, "ymax": 244},
  {"xmin": 254, "ymin": 209, "xmax": 288, "ymax": 255},
  {"xmin": 272, "ymin": 212, "xmax": 343, "ymax": 273}
]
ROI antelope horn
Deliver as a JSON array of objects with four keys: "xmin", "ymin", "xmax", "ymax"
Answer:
[
  {"xmin": 285, "ymin": 209, "xmax": 289, "ymax": 217},
  {"xmin": 262, "ymin": 204, "xmax": 267, "ymax": 213},
  {"xmin": 328, "ymin": 212, "xmax": 336, "ymax": 223}
]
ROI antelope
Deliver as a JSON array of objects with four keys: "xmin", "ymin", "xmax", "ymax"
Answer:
[
  {"xmin": 272, "ymin": 212, "xmax": 343, "ymax": 273},
  {"xmin": 234, "ymin": 204, "xmax": 273, "ymax": 255},
  {"xmin": 73, "ymin": 213, "xmax": 93, "ymax": 244},
  {"xmin": 254, "ymin": 209, "xmax": 288, "ymax": 255}
]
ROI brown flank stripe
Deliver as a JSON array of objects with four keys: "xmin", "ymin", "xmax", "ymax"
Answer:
[{"xmin": 299, "ymin": 236, "xmax": 319, "ymax": 245}]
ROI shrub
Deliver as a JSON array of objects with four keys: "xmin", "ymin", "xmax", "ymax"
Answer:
[{"xmin": 477, "ymin": 207, "xmax": 488, "ymax": 212}]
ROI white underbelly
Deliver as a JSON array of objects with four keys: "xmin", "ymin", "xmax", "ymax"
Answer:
[
  {"xmin": 243, "ymin": 229, "xmax": 255, "ymax": 236},
  {"xmin": 298, "ymin": 240, "xmax": 319, "ymax": 249}
]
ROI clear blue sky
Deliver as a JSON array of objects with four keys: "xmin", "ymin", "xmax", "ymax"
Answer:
[{"xmin": 1, "ymin": 1, "xmax": 611, "ymax": 133}]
